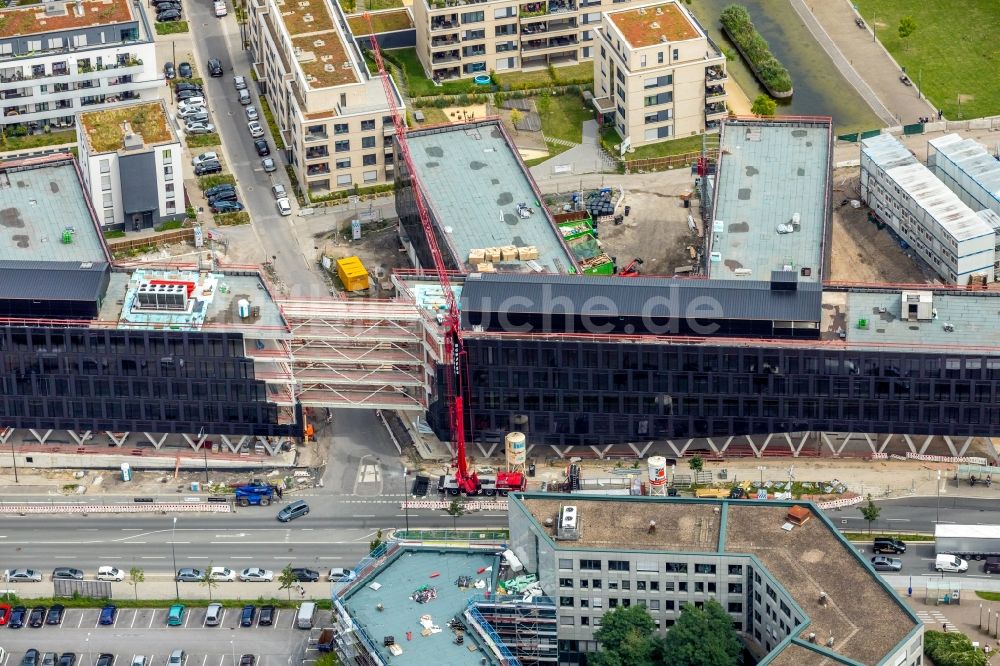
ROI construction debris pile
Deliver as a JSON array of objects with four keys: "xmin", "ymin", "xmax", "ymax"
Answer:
[{"xmin": 411, "ymin": 585, "xmax": 438, "ymax": 604}]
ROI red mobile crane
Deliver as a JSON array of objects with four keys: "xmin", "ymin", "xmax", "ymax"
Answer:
[{"xmin": 364, "ymin": 18, "xmax": 524, "ymax": 497}]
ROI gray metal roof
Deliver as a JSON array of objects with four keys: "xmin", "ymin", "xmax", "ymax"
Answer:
[
  {"xmin": 460, "ymin": 273, "xmax": 822, "ymax": 322},
  {"xmin": 0, "ymin": 260, "xmax": 109, "ymax": 302}
]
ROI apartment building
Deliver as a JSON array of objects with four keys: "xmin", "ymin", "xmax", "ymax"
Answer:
[
  {"xmin": 929, "ymin": 133, "xmax": 1000, "ymax": 218},
  {"xmin": 413, "ymin": 0, "xmax": 642, "ymax": 80},
  {"xmin": 861, "ymin": 133, "xmax": 995, "ymax": 285},
  {"xmin": 0, "ymin": 0, "xmax": 159, "ymax": 134},
  {"xmin": 592, "ymin": 0, "xmax": 726, "ymax": 147},
  {"xmin": 77, "ymin": 100, "xmax": 184, "ymax": 232},
  {"xmin": 247, "ymin": 0, "xmax": 404, "ymax": 198}
]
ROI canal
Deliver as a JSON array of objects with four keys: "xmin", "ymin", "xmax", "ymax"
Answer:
[{"xmin": 687, "ymin": 0, "xmax": 883, "ymax": 133}]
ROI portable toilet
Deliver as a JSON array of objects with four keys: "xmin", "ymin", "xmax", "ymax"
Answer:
[
  {"xmin": 336, "ymin": 256, "xmax": 369, "ymax": 292},
  {"xmin": 120, "ymin": 462, "xmax": 132, "ymax": 482}
]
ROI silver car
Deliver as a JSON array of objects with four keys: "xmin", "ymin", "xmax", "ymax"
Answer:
[
  {"xmin": 870, "ymin": 555, "xmax": 902, "ymax": 572},
  {"xmin": 5, "ymin": 569, "xmax": 42, "ymax": 582},
  {"xmin": 245, "ymin": 105, "xmax": 259, "ymax": 121}
]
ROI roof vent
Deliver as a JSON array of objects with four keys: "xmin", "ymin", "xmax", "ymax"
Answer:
[
  {"xmin": 655, "ymin": 6, "xmax": 662, "ymax": 13},
  {"xmin": 313, "ymin": 39, "xmax": 325, "ymax": 47},
  {"xmin": 650, "ymin": 21, "xmax": 659, "ymax": 29},
  {"xmin": 323, "ymin": 64, "xmax": 335, "ymax": 72},
  {"xmin": 302, "ymin": 12, "xmax": 313, "ymax": 22},
  {"xmin": 74, "ymin": 0, "xmax": 84, "ymax": 16},
  {"xmin": 659, "ymin": 34, "xmax": 667, "ymax": 42},
  {"xmin": 638, "ymin": 7, "xmax": 645, "ymax": 13}
]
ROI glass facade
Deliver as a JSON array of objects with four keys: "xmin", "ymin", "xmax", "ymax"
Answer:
[
  {"xmin": 430, "ymin": 338, "xmax": 1000, "ymax": 445},
  {"xmin": 0, "ymin": 326, "xmax": 300, "ymax": 436}
]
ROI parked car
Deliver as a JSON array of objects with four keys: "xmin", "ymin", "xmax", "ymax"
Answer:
[
  {"xmin": 208, "ymin": 567, "xmax": 236, "ymax": 582},
  {"xmin": 185, "ymin": 124, "xmax": 216, "ymax": 135},
  {"xmin": 412, "ymin": 475, "xmax": 430, "ymax": 496},
  {"xmin": 276, "ymin": 198, "xmax": 292, "ymax": 217},
  {"xmin": 204, "ymin": 183, "xmax": 235, "ymax": 199},
  {"xmin": 166, "ymin": 652, "xmax": 184, "ymax": 666},
  {"xmin": 175, "ymin": 90, "xmax": 204, "ymax": 102},
  {"xmin": 20, "ymin": 650, "xmax": 39, "ymax": 666},
  {"xmin": 52, "ymin": 567, "xmax": 83, "ymax": 580},
  {"xmin": 175, "ymin": 568, "xmax": 205, "ymax": 582},
  {"xmin": 130, "ymin": 657, "xmax": 146, "ymax": 666},
  {"xmin": 40, "ymin": 653, "xmax": 55, "ymax": 666},
  {"xmin": 167, "ymin": 604, "xmax": 185, "ymax": 626},
  {"xmin": 205, "ymin": 603, "xmax": 223, "ymax": 627},
  {"xmin": 5, "ymin": 569, "xmax": 41, "ymax": 583},
  {"xmin": 96, "ymin": 566, "xmax": 124, "ymax": 582},
  {"xmin": 254, "ymin": 139, "xmax": 270, "ymax": 156},
  {"xmin": 177, "ymin": 105, "xmax": 207, "ymax": 119},
  {"xmin": 873, "ymin": 538, "xmax": 906, "ymax": 554},
  {"xmin": 208, "ymin": 190, "xmax": 238, "ymax": 205},
  {"xmin": 261, "ymin": 157, "xmax": 276, "ymax": 173},
  {"xmin": 177, "ymin": 100, "xmax": 205, "ymax": 114},
  {"xmin": 245, "ymin": 105, "xmax": 258, "ymax": 121},
  {"xmin": 28, "ymin": 606, "xmax": 45, "ymax": 628},
  {"xmin": 183, "ymin": 113, "xmax": 210, "ymax": 126},
  {"xmin": 328, "ymin": 568, "xmax": 356, "ymax": 582},
  {"xmin": 156, "ymin": 9, "xmax": 182, "ymax": 21},
  {"xmin": 211, "ymin": 200, "xmax": 244, "ymax": 214},
  {"xmin": 214, "ymin": 1, "xmax": 227, "ymax": 16},
  {"xmin": 94, "ymin": 656, "xmax": 113, "ymax": 666},
  {"xmin": 233, "ymin": 75, "xmax": 247, "ymax": 90},
  {"xmin": 163, "ymin": 61, "xmax": 176, "ymax": 79},
  {"xmin": 247, "ymin": 121, "xmax": 264, "ymax": 138},
  {"xmin": 207, "ymin": 58, "xmax": 223, "ymax": 77},
  {"xmin": 56, "ymin": 654, "xmax": 75, "ymax": 666},
  {"xmin": 174, "ymin": 82, "xmax": 202, "ymax": 93},
  {"xmin": 156, "ymin": 3, "xmax": 182, "ymax": 12},
  {"xmin": 258, "ymin": 605, "xmax": 275, "ymax": 626},
  {"xmin": 239, "ymin": 656, "xmax": 255, "ymax": 666},
  {"xmin": 289, "ymin": 568, "xmax": 318, "ymax": 582},
  {"xmin": 239, "ymin": 568, "xmax": 273, "ymax": 583},
  {"xmin": 870, "ymin": 555, "xmax": 903, "ymax": 572},
  {"xmin": 8, "ymin": 605, "xmax": 27, "ymax": 628},
  {"xmin": 239, "ymin": 605, "xmax": 256, "ymax": 627},
  {"xmin": 45, "ymin": 605, "xmax": 64, "ymax": 626},
  {"xmin": 270, "ymin": 183, "xmax": 286, "ymax": 200},
  {"xmin": 151, "ymin": 0, "xmax": 180, "ymax": 6},
  {"xmin": 98, "ymin": 604, "xmax": 116, "ymax": 626},
  {"xmin": 0, "ymin": 603, "xmax": 10, "ymax": 625},
  {"xmin": 177, "ymin": 62, "xmax": 192, "ymax": 78}
]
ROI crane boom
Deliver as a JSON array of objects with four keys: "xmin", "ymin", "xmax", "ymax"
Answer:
[{"xmin": 365, "ymin": 17, "xmax": 477, "ymax": 494}]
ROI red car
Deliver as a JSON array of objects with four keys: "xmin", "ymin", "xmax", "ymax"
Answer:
[{"xmin": 0, "ymin": 603, "xmax": 11, "ymax": 625}]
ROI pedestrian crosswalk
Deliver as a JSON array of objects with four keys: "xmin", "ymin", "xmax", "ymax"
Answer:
[{"xmin": 915, "ymin": 609, "xmax": 950, "ymax": 625}]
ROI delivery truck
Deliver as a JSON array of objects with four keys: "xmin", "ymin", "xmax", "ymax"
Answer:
[{"xmin": 935, "ymin": 524, "xmax": 1000, "ymax": 560}]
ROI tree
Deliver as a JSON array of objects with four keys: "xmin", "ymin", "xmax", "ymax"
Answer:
[
  {"xmin": 588, "ymin": 606, "xmax": 656, "ymax": 666},
  {"xmin": 860, "ymin": 494, "xmax": 881, "ymax": 534},
  {"xmin": 446, "ymin": 499, "xmax": 465, "ymax": 532},
  {"xmin": 369, "ymin": 528, "xmax": 384, "ymax": 552},
  {"xmin": 509, "ymin": 109, "xmax": 524, "ymax": 134},
  {"xmin": 128, "ymin": 567, "xmax": 144, "ymax": 601},
  {"xmin": 688, "ymin": 456, "xmax": 704, "ymax": 472},
  {"xmin": 751, "ymin": 94, "xmax": 777, "ymax": 117},
  {"xmin": 200, "ymin": 564, "xmax": 219, "ymax": 601},
  {"xmin": 278, "ymin": 563, "xmax": 298, "ymax": 600},
  {"xmin": 660, "ymin": 600, "xmax": 741, "ymax": 666},
  {"xmin": 897, "ymin": 16, "xmax": 917, "ymax": 45}
]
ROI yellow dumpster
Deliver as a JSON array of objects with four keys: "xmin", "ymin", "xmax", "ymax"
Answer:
[{"xmin": 336, "ymin": 256, "xmax": 368, "ymax": 292}]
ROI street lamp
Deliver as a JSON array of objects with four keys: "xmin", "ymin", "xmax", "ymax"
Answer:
[
  {"xmin": 198, "ymin": 426, "xmax": 208, "ymax": 484},
  {"xmin": 936, "ymin": 469, "xmax": 941, "ymax": 525},
  {"xmin": 170, "ymin": 517, "xmax": 179, "ymax": 600},
  {"xmin": 10, "ymin": 439, "xmax": 18, "ymax": 484},
  {"xmin": 402, "ymin": 464, "xmax": 410, "ymax": 533}
]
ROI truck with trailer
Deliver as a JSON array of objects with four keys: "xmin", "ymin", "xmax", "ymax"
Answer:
[
  {"xmin": 935, "ymin": 524, "xmax": 1000, "ymax": 559},
  {"xmin": 438, "ymin": 471, "xmax": 525, "ymax": 496}
]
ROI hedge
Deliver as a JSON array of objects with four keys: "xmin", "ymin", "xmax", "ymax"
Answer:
[
  {"xmin": 923, "ymin": 630, "xmax": 988, "ymax": 666},
  {"xmin": 720, "ymin": 5, "xmax": 792, "ymax": 94}
]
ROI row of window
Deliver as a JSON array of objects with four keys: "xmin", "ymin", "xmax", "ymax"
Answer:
[
  {"xmin": 559, "ymin": 578, "xmax": 744, "ymax": 594},
  {"xmin": 0, "ymin": 397, "xmax": 273, "ymax": 423},
  {"xmin": 1, "ymin": 374, "xmax": 260, "ymax": 400},
  {"xmin": 560, "ymin": 595, "xmax": 744, "ymax": 614},
  {"xmin": 563, "ymin": 559, "xmax": 741, "ymax": 575},
  {"xmin": 0, "ymin": 331, "xmax": 245, "ymax": 357}
]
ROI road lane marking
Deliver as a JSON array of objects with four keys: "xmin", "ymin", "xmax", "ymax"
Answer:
[
  {"xmin": 354, "ymin": 515, "xmax": 376, "ymax": 518},
  {"xmin": 141, "ymin": 557, "xmax": 165, "ymax": 560},
  {"xmin": 148, "ymin": 610, "xmax": 155, "ymax": 628},
  {"xmin": 885, "ymin": 519, "xmax": 910, "ymax": 522},
  {"xmin": 184, "ymin": 608, "xmax": 190, "ymax": 628},
  {"xmin": 200, "ymin": 655, "xmax": 207, "ymax": 666},
  {"xmin": 130, "ymin": 610, "xmax": 137, "ymax": 628},
  {"xmin": 77, "ymin": 611, "xmax": 84, "ymax": 628}
]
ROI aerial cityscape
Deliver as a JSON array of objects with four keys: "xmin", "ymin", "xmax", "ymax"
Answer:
[{"xmin": 0, "ymin": 0, "xmax": 996, "ymax": 663}]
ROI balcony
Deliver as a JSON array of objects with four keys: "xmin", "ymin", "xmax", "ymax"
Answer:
[
  {"xmin": 705, "ymin": 84, "xmax": 725, "ymax": 100},
  {"xmin": 548, "ymin": 0, "xmax": 576, "ymax": 14},
  {"xmin": 545, "ymin": 19, "xmax": 577, "ymax": 34},
  {"xmin": 306, "ymin": 146, "xmax": 329, "ymax": 160},
  {"xmin": 519, "ymin": 2, "xmax": 547, "ymax": 18},
  {"xmin": 432, "ymin": 50, "xmax": 461, "ymax": 64},
  {"xmin": 0, "ymin": 60, "xmax": 146, "ymax": 87},
  {"xmin": 432, "ymin": 66, "xmax": 460, "ymax": 81},
  {"xmin": 705, "ymin": 102, "xmax": 727, "ymax": 118},
  {"xmin": 1, "ymin": 88, "xmax": 32, "ymax": 100},
  {"xmin": 521, "ymin": 35, "xmax": 578, "ymax": 53},
  {"xmin": 431, "ymin": 34, "xmax": 459, "ymax": 48},
  {"xmin": 307, "ymin": 163, "xmax": 331, "ymax": 176},
  {"xmin": 706, "ymin": 65, "xmax": 727, "ymax": 83},
  {"xmin": 430, "ymin": 15, "xmax": 458, "ymax": 31}
]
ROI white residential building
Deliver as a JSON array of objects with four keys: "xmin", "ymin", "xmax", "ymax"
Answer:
[
  {"xmin": 77, "ymin": 100, "xmax": 184, "ymax": 233},
  {"xmin": 0, "ymin": 0, "xmax": 159, "ymax": 134},
  {"xmin": 861, "ymin": 133, "xmax": 995, "ymax": 285}
]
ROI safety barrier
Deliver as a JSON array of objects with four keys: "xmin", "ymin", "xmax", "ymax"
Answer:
[
  {"xmin": 817, "ymin": 495, "xmax": 863, "ymax": 510},
  {"xmin": 906, "ymin": 452, "xmax": 987, "ymax": 465},
  {"xmin": 400, "ymin": 499, "xmax": 508, "ymax": 511},
  {"xmin": 0, "ymin": 502, "xmax": 232, "ymax": 514}
]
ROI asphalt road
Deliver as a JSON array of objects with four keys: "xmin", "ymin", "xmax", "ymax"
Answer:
[{"xmin": 829, "ymin": 494, "xmax": 1000, "ymax": 534}]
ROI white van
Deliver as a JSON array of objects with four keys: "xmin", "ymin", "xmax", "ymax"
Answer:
[
  {"xmin": 238, "ymin": 89, "xmax": 251, "ymax": 105},
  {"xmin": 296, "ymin": 601, "xmax": 316, "ymax": 629},
  {"xmin": 935, "ymin": 554, "xmax": 968, "ymax": 573}
]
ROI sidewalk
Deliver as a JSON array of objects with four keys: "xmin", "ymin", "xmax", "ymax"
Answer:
[{"xmin": 2, "ymin": 580, "xmax": 331, "ymax": 601}]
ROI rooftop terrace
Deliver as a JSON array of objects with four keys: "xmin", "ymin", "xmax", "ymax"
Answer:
[
  {"xmin": 79, "ymin": 101, "xmax": 175, "ymax": 154},
  {"xmin": 607, "ymin": 1, "xmax": 700, "ymax": 49},
  {"xmin": 710, "ymin": 119, "xmax": 832, "ymax": 283},
  {"xmin": 341, "ymin": 548, "xmax": 499, "ymax": 666},
  {"xmin": 0, "ymin": 156, "xmax": 107, "ymax": 264},
  {"xmin": 96, "ymin": 269, "xmax": 287, "ymax": 334},
  {"xmin": 0, "ymin": 0, "xmax": 133, "ymax": 39},
  {"xmin": 406, "ymin": 122, "xmax": 577, "ymax": 274}
]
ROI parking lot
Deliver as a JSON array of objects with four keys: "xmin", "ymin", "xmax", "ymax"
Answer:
[{"xmin": 0, "ymin": 606, "xmax": 328, "ymax": 666}]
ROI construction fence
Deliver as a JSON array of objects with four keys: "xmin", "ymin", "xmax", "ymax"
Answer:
[
  {"xmin": 623, "ymin": 150, "xmax": 704, "ymax": 174},
  {"xmin": 105, "ymin": 228, "xmax": 195, "ymax": 253}
]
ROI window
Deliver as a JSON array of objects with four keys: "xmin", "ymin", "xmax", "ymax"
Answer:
[
  {"xmin": 728, "ymin": 602, "xmax": 743, "ymax": 613},
  {"xmin": 672, "ymin": 48, "xmax": 679, "ymax": 60},
  {"xmin": 609, "ymin": 598, "xmax": 618, "ymax": 608},
  {"xmin": 728, "ymin": 583, "xmax": 743, "ymax": 594},
  {"xmin": 695, "ymin": 563, "xmax": 716, "ymax": 574},
  {"xmin": 666, "ymin": 562, "xmax": 687, "ymax": 573},
  {"xmin": 559, "ymin": 597, "xmax": 574, "ymax": 607},
  {"xmin": 335, "ymin": 140, "xmax": 350, "ymax": 152},
  {"xmin": 657, "ymin": 51, "xmax": 663, "ymax": 64},
  {"xmin": 362, "ymin": 136, "xmax": 376, "ymax": 149},
  {"xmin": 644, "ymin": 91, "xmax": 673, "ymax": 107},
  {"xmin": 360, "ymin": 119, "xmax": 375, "ymax": 131},
  {"xmin": 47, "ymin": 37, "xmax": 64, "ymax": 50},
  {"xmin": 580, "ymin": 559, "xmax": 601, "ymax": 571},
  {"xmin": 363, "ymin": 169, "xmax": 378, "ymax": 183},
  {"xmin": 165, "ymin": 199, "xmax": 176, "ymax": 213},
  {"xmin": 559, "ymin": 578, "xmax": 573, "ymax": 588},
  {"xmin": 636, "ymin": 580, "xmax": 646, "ymax": 591},
  {"xmin": 580, "ymin": 579, "xmax": 588, "ymax": 588},
  {"xmin": 608, "ymin": 581, "xmax": 618, "ymax": 590},
  {"xmin": 335, "ymin": 157, "xmax": 351, "ymax": 169},
  {"xmin": 592, "ymin": 579, "xmax": 602, "ymax": 589},
  {"xmin": 26, "ymin": 40, "xmax": 41, "ymax": 52},
  {"xmin": 608, "ymin": 560, "xmax": 629, "ymax": 572},
  {"xmin": 102, "ymin": 192, "xmax": 113, "ymax": 207},
  {"xmin": 163, "ymin": 164, "xmax": 173, "ymax": 180},
  {"xmin": 163, "ymin": 149, "xmax": 172, "ymax": 159},
  {"xmin": 581, "ymin": 616, "xmax": 589, "ymax": 626},
  {"xmin": 649, "ymin": 600, "xmax": 660, "ymax": 611},
  {"xmin": 103, "ymin": 209, "xmax": 114, "ymax": 225},
  {"xmin": 728, "ymin": 565, "xmax": 743, "ymax": 576},
  {"xmin": 336, "ymin": 174, "xmax": 352, "ymax": 186},
  {"xmin": 493, "ymin": 5, "xmax": 514, "ymax": 18},
  {"xmin": 334, "ymin": 123, "xmax": 349, "ymax": 134},
  {"xmin": 460, "ymin": 10, "xmax": 484, "ymax": 22},
  {"xmin": 100, "ymin": 159, "xmax": 111, "ymax": 174},
  {"xmin": 101, "ymin": 175, "xmax": 111, "ymax": 191},
  {"xmin": 72, "ymin": 34, "xmax": 87, "ymax": 48},
  {"xmin": 650, "ymin": 581, "xmax": 659, "ymax": 591},
  {"xmin": 165, "ymin": 183, "xmax": 174, "ymax": 193},
  {"xmin": 559, "ymin": 559, "xmax": 573, "ymax": 570}
]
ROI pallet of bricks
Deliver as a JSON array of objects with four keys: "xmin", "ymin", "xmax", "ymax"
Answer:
[{"xmin": 468, "ymin": 245, "xmax": 539, "ymax": 273}]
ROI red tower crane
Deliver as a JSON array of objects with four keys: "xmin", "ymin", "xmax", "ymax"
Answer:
[{"xmin": 364, "ymin": 18, "xmax": 524, "ymax": 496}]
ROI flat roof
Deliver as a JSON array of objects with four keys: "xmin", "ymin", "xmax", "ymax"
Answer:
[
  {"xmin": 96, "ymin": 269, "xmax": 286, "ymax": 332},
  {"xmin": 727, "ymin": 504, "xmax": 915, "ymax": 665},
  {"xmin": 886, "ymin": 162, "xmax": 993, "ymax": 242},
  {"xmin": 291, "ymin": 33, "xmax": 358, "ymax": 88},
  {"xmin": 930, "ymin": 133, "xmax": 1000, "ymax": 208},
  {"xmin": 342, "ymin": 548, "xmax": 499, "ymax": 666},
  {"xmin": 406, "ymin": 122, "xmax": 577, "ymax": 274},
  {"xmin": 346, "ymin": 8, "xmax": 412, "ymax": 35},
  {"xmin": 0, "ymin": 157, "xmax": 107, "ymax": 264},
  {"xmin": 710, "ymin": 119, "xmax": 831, "ymax": 283},
  {"xmin": 0, "ymin": 0, "xmax": 133, "ymax": 39},
  {"xmin": 79, "ymin": 101, "xmax": 175, "ymax": 154},
  {"xmin": 860, "ymin": 132, "xmax": 917, "ymax": 171},
  {"xmin": 823, "ymin": 288, "xmax": 1000, "ymax": 353},
  {"xmin": 607, "ymin": 1, "xmax": 701, "ymax": 49}
]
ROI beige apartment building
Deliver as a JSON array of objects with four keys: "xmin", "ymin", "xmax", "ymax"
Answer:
[
  {"xmin": 247, "ymin": 0, "xmax": 404, "ymax": 198},
  {"xmin": 593, "ymin": 0, "xmax": 726, "ymax": 147},
  {"xmin": 413, "ymin": 0, "xmax": 652, "ymax": 80}
]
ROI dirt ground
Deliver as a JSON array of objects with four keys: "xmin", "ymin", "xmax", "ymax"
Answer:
[{"xmin": 829, "ymin": 169, "xmax": 936, "ymax": 284}]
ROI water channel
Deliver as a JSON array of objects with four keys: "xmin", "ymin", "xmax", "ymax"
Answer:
[{"xmin": 687, "ymin": 0, "xmax": 883, "ymax": 133}]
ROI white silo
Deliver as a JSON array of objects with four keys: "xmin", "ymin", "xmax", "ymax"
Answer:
[{"xmin": 647, "ymin": 456, "xmax": 668, "ymax": 496}]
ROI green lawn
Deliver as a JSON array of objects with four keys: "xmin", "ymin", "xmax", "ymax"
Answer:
[
  {"xmin": 155, "ymin": 20, "xmax": 189, "ymax": 35},
  {"xmin": 1, "ymin": 128, "xmax": 76, "ymax": 151},
  {"xmin": 384, "ymin": 48, "xmax": 473, "ymax": 97},
  {"xmin": 215, "ymin": 211, "xmax": 250, "ymax": 226},
  {"xmin": 199, "ymin": 174, "xmax": 236, "ymax": 191},
  {"xmin": 600, "ymin": 127, "xmax": 704, "ymax": 160},
  {"xmin": 366, "ymin": 0, "xmax": 403, "ymax": 9},
  {"xmin": 854, "ymin": 0, "xmax": 1000, "ymax": 118},
  {"xmin": 537, "ymin": 93, "xmax": 593, "ymax": 144},
  {"xmin": 186, "ymin": 132, "xmax": 221, "ymax": 149}
]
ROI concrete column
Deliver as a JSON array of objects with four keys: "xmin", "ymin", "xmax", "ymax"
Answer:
[
  {"xmin": 143, "ymin": 432, "xmax": 168, "ymax": 449},
  {"xmin": 105, "ymin": 432, "xmax": 131, "ymax": 447},
  {"xmin": 27, "ymin": 429, "xmax": 52, "ymax": 445}
]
